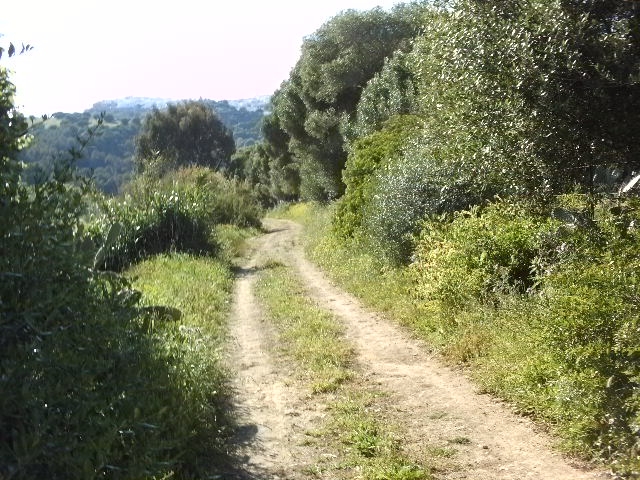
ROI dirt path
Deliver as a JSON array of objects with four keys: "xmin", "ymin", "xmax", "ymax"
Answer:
[
  {"xmin": 225, "ymin": 232, "xmax": 325, "ymax": 479},
  {"xmin": 226, "ymin": 218, "xmax": 609, "ymax": 479}
]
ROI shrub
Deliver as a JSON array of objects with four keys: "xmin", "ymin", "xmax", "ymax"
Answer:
[
  {"xmin": 533, "ymin": 200, "xmax": 640, "ymax": 469},
  {"xmin": 410, "ymin": 202, "xmax": 559, "ymax": 310},
  {"xmin": 409, "ymin": 197, "xmax": 640, "ymax": 472},
  {"xmin": 362, "ymin": 141, "xmax": 494, "ymax": 264},
  {"xmin": 92, "ymin": 167, "xmax": 262, "ymax": 271},
  {"xmin": 1, "ymin": 64, "xmax": 235, "ymax": 479},
  {"xmin": 334, "ymin": 115, "xmax": 421, "ymax": 240}
]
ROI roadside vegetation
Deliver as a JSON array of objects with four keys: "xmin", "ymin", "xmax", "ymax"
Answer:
[
  {"xmin": 276, "ymin": 200, "xmax": 640, "ymax": 475},
  {"xmin": 253, "ymin": 0, "xmax": 640, "ymax": 475},
  {"xmin": 1, "ymin": 49, "xmax": 262, "ymax": 477},
  {"xmin": 4, "ymin": 0, "xmax": 640, "ymax": 476},
  {"xmin": 256, "ymin": 264, "xmax": 430, "ymax": 479}
]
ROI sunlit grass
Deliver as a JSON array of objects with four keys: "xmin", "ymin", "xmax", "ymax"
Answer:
[
  {"xmin": 276, "ymin": 202, "xmax": 638, "ymax": 474},
  {"xmin": 255, "ymin": 263, "xmax": 353, "ymax": 393},
  {"xmin": 127, "ymin": 253, "xmax": 235, "ymax": 476},
  {"xmin": 213, "ymin": 223, "xmax": 261, "ymax": 263}
]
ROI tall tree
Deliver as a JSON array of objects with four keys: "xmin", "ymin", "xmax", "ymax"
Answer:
[
  {"xmin": 135, "ymin": 100, "xmax": 235, "ymax": 176},
  {"xmin": 271, "ymin": 4, "xmax": 430, "ymax": 200}
]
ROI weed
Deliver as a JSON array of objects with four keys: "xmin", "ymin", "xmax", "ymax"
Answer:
[
  {"xmin": 449, "ymin": 436, "xmax": 471, "ymax": 445},
  {"xmin": 288, "ymin": 200, "xmax": 640, "ymax": 474}
]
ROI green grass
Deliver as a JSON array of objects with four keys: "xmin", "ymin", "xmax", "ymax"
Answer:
[
  {"xmin": 255, "ymin": 262, "xmax": 431, "ymax": 479},
  {"xmin": 255, "ymin": 263, "xmax": 353, "ymax": 393},
  {"xmin": 126, "ymin": 253, "xmax": 235, "ymax": 477},
  {"xmin": 214, "ymin": 223, "xmax": 262, "ymax": 263}
]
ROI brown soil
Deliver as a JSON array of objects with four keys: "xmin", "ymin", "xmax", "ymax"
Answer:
[{"xmin": 225, "ymin": 218, "xmax": 610, "ymax": 479}]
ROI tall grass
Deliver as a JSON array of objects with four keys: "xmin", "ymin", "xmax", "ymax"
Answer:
[
  {"xmin": 126, "ymin": 253, "xmax": 236, "ymax": 477},
  {"xmin": 89, "ymin": 167, "xmax": 263, "ymax": 271}
]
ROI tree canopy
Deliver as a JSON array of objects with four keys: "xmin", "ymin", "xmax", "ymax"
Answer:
[
  {"xmin": 267, "ymin": 4, "xmax": 430, "ymax": 201},
  {"xmin": 135, "ymin": 100, "xmax": 235, "ymax": 176}
]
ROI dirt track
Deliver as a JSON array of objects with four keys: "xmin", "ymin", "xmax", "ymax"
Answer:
[{"xmin": 225, "ymin": 219, "xmax": 608, "ymax": 479}]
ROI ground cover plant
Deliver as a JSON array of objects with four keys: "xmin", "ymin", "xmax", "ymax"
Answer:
[{"xmin": 127, "ymin": 253, "xmax": 236, "ymax": 477}]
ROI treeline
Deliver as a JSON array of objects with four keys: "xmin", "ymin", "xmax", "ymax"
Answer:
[
  {"xmin": 243, "ymin": 0, "xmax": 640, "ymax": 474},
  {"xmin": 19, "ymin": 97, "xmax": 266, "ymax": 193}
]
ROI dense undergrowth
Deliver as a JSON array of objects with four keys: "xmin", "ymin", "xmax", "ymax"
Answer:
[
  {"xmin": 278, "ymin": 201, "xmax": 640, "ymax": 476},
  {"xmin": 90, "ymin": 167, "xmax": 262, "ymax": 271},
  {"xmin": 126, "ymin": 253, "xmax": 236, "ymax": 477}
]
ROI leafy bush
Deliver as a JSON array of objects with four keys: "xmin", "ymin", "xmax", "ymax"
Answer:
[
  {"xmin": 343, "ymin": 50, "xmax": 420, "ymax": 144},
  {"xmin": 92, "ymin": 167, "xmax": 262, "ymax": 271},
  {"xmin": 0, "ymin": 132, "xmax": 229, "ymax": 478},
  {"xmin": 334, "ymin": 115, "xmax": 421, "ymax": 240},
  {"xmin": 2, "ymin": 61, "xmax": 237, "ymax": 477},
  {"xmin": 408, "ymin": 197, "xmax": 640, "ymax": 473},
  {"xmin": 533, "ymin": 200, "xmax": 640, "ymax": 470},
  {"xmin": 363, "ymin": 142, "xmax": 493, "ymax": 264},
  {"xmin": 410, "ymin": 202, "xmax": 559, "ymax": 309}
]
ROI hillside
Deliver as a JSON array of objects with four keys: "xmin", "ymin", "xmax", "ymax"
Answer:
[{"xmin": 19, "ymin": 96, "xmax": 268, "ymax": 193}]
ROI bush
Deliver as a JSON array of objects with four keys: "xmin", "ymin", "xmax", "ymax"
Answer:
[
  {"xmin": 363, "ymin": 142, "xmax": 493, "ymax": 264},
  {"xmin": 2, "ymin": 63, "xmax": 237, "ymax": 478},
  {"xmin": 410, "ymin": 202, "xmax": 559, "ymax": 309},
  {"xmin": 92, "ymin": 167, "xmax": 262, "ymax": 271},
  {"xmin": 334, "ymin": 115, "xmax": 421, "ymax": 240},
  {"xmin": 534, "ymin": 200, "xmax": 640, "ymax": 469},
  {"xmin": 409, "ymin": 197, "xmax": 640, "ymax": 473}
]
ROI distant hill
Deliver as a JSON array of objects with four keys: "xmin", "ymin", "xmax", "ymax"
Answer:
[{"xmin": 20, "ymin": 96, "xmax": 270, "ymax": 193}]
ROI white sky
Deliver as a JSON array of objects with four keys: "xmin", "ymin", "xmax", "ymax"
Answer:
[{"xmin": 1, "ymin": 0, "xmax": 403, "ymax": 115}]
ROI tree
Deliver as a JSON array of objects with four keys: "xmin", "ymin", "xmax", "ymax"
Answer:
[
  {"xmin": 344, "ymin": 49, "xmax": 420, "ymax": 144},
  {"xmin": 135, "ymin": 100, "xmax": 235, "ymax": 176},
  {"xmin": 271, "ymin": 4, "xmax": 430, "ymax": 200}
]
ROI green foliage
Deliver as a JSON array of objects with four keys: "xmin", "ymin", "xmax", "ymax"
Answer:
[
  {"xmin": 20, "ymin": 112, "xmax": 139, "ymax": 193},
  {"xmin": 363, "ymin": 145, "xmax": 491, "ymax": 264},
  {"xmin": 344, "ymin": 48, "xmax": 420, "ymax": 144},
  {"xmin": 204, "ymin": 99, "xmax": 265, "ymax": 148},
  {"xmin": 91, "ymin": 167, "xmax": 262, "ymax": 271},
  {"xmin": 410, "ymin": 202, "xmax": 559, "ymax": 310},
  {"xmin": 408, "ymin": 0, "xmax": 640, "ymax": 200},
  {"xmin": 259, "ymin": 111, "xmax": 300, "ymax": 201},
  {"xmin": 409, "ymin": 199, "xmax": 640, "ymax": 471},
  {"xmin": 135, "ymin": 100, "xmax": 235, "ymax": 176},
  {"xmin": 334, "ymin": 115, "xmax": 422, "ymax": 240},
  {"xmin": 229, "ymin": 140, "xmax": 299, "ymax": 207},
  {"xmin": 270, "ymin": 4, "xmax": 431, "ymax": 201},
  {"xmin": 127, "ymin": 254, "xmax": 235, "ymax": 478},
  {"xmin": 0, "ymin": 65, "xmax": 234, "ymax": 478},
  {"xmin": 19, "ymin": 99, "xmax": 267, "ymax": 193}
]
